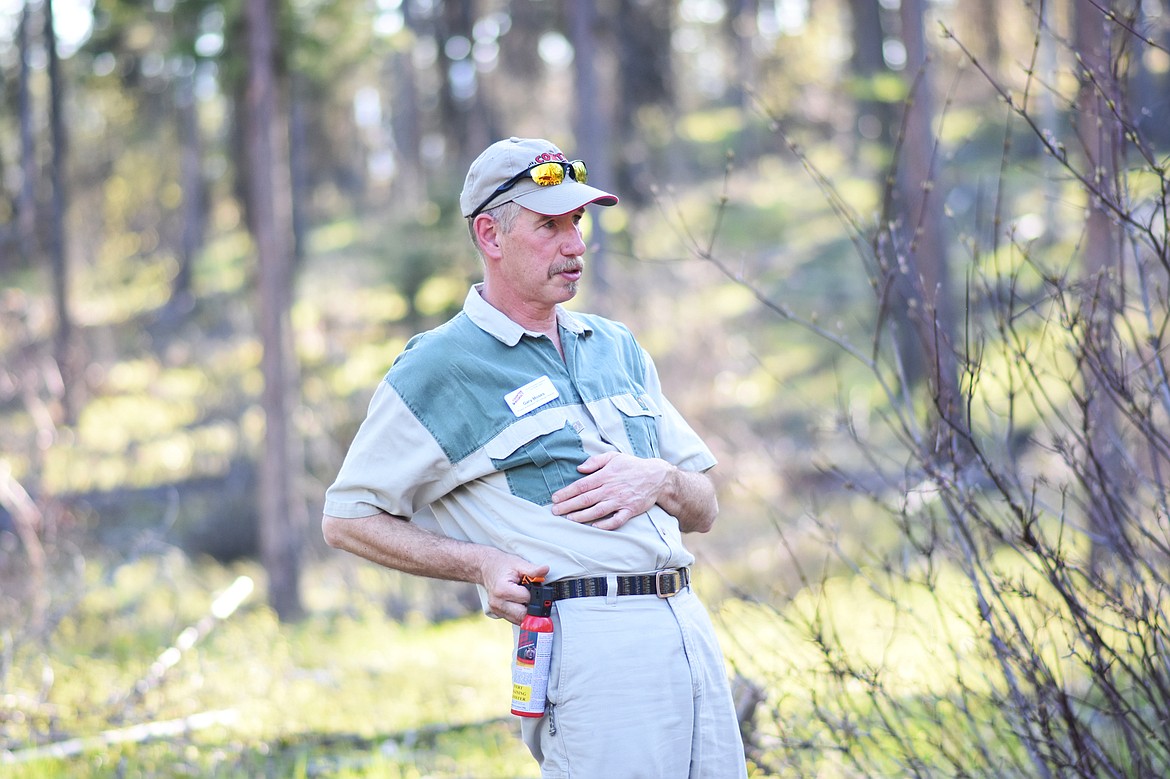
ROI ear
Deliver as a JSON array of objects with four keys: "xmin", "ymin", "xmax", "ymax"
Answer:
[{"xmin": 472, "ymin": 214, "xmax": 504, "ymax": 262}]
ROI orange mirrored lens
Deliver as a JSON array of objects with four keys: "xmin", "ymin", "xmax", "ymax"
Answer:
[{"xmin": 529, "ymin": 162, "xmax": 567, "ymax": 187}]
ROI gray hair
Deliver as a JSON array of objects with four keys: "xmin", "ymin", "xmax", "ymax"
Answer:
[{"xmin": 467, "ymin": 201, "xmax": 523, "ymax": 258}]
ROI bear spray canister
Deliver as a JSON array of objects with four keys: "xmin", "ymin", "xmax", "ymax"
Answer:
[{"xmin": 511, "ymin": 577, "xmax": 555, "ymax": 717}]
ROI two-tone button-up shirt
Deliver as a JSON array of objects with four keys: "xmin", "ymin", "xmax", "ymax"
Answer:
[{"xmin": 324, "ymin": 284, "xmax": 716, "ymax": 588}]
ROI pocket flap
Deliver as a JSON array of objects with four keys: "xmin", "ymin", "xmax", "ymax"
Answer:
[
  {"xmin": 483, "ymin": 411, "xmax": 569, "ymax": 459},
  {"xmin": 609, "ymin": 392, "xmax": 661, "ymax": 418}
]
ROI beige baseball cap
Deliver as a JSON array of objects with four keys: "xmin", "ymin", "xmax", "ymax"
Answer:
[{"xmin": 460, "ymin": 137, "xmax": 618, "ymax": 218}]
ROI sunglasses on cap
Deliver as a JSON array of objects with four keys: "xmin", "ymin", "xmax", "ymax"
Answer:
[{"xmin": 469, "ymin": 159, "xmax": 588, "ymax": 219}]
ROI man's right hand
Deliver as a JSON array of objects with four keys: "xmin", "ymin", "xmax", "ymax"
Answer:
[
  {"xmin": 322, "ymin": 511, "xmax": 548, "ymax": 626},
  {"xmin": 479, "ymin": 550, "xmax": 549, "ymax": 625}
]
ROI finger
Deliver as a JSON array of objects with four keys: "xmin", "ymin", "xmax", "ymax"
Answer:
[
  {"xmin": 551, "ymin": 478, "xmax": 589, "ymax": 504},
  {"xmin": 492, "ymin": 592, "xmax": 529, "ymax": 624},
  {"xmin": 550, "ymin": 488, "xmax": 598, "ymax": 515},
  {"xmin": 496, "ymin": 604, "xmax": 525, "ymax": 626},
  {"xmin": 517, "ymin": 564, "xmax": 551, "ymax": 586},
  {"xmin": 553, "ymin": 467, "xmax": 607, "ymax": 502},
  {"xmin": 509, "ymin": 601, "xmax": 528, "ymax": 623},
  {"xmin": 576, "ymin": 452, "xmax": 617, "ymax": 474},
  {"xmin": 588, "ymin": 509, "xmax": 633, "ymax": 531},
  {"xmin": 567, "ymin": 503, "xmax": 622, "ymax": 525},
  {"xmin": 575, "ymin": 455, "xmax": 603, "ymax": 474},
  {"xmin": 554, "ymin": 494, "xmax": 607, "ymax": 522},
  {"xmin": 524, "ymin": 563, "xmax": 551, "ymax": 581}
]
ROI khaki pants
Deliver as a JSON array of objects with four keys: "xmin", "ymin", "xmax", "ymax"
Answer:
[{"xmin": 518, "ymin": 584, "xmax": 748, "ymax": 779}]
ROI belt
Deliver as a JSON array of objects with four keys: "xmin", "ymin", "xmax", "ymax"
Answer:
[{"xmin": 548, "ymin": 567, "xmax": 691, "ymax": 601}]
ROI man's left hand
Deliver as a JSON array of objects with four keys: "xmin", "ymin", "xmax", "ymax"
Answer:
[{"xmin": 549, "ymin": 452, "xmax": 671, "ymax": 531}]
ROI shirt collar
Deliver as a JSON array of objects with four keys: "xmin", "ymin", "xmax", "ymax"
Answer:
[{"xmin": 465, "ymin": 284, "xmax": 591, "ymax": 346}]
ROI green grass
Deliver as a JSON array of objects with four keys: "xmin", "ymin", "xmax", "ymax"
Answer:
[
  {"xmin": 3, "ymin": 545, "xmax": 1155, "ymax": 777},
  {"xmin": 3, "ymin": 552, "xmax": 835, "ymax": 777},
  {"xmin": 1, "ymin": 555, "xmax": 537, "ymax": 778}
]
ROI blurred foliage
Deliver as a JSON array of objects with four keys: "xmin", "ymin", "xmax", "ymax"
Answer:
[{"xmin": 2, "ymin": 0, "xmax": 1169, "ymax": 773}]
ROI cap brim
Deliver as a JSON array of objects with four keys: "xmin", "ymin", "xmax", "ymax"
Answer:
[{"xmin": 511, "ymin": 181, "xmax": 619, "ymax": 216}]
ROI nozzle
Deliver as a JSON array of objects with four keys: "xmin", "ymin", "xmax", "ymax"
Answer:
[{"xmin": 524, "ymin": 581, "xmax": 555, "ymax": 617}]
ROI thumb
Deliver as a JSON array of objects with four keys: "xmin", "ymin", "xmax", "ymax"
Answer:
[
  {"xmin": 576, "ymin": 451, "xmax": 617, "ymax": 474},
  {"xmin": 521, "ymin": 563, "xmax": 551, "ymax": 583}
]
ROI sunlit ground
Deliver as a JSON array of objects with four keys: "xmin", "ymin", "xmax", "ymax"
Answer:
[{"xmin": 1, "ymin": 553, "xmax": 541, "ymax": 778}]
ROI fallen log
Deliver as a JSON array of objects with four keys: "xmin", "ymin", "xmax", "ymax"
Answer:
[{"xmin": 0, "ymin": 709, "xmax": 241, "ymax": 764}]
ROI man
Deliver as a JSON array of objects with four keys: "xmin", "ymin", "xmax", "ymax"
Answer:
[{"xmin": 322, "ymin": 137, "xmax": 747, "ymax": 778}]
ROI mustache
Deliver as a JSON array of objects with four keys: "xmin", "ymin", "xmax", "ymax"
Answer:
[{"xmin": 548, "ymin": 259, "xmax": 584, "ymax": 278}]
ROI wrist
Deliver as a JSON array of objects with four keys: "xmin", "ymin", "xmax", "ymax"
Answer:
[
  {"xmin": 469, "ymin": 544, "xmax": 500, "ymax": 587},
  {"xmin": 661, "ymin": 460, "xmax": 682, "ymax": 500}
]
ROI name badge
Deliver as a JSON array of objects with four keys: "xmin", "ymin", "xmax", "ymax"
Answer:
[{"xmin": 505, "ymin": 375, "xmax": 560, "ymax": 417}]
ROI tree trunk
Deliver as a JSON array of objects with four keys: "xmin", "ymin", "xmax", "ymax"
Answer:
[
  {"xmin": 170, "ymin": 65, "xmax": 206, "ymax": 315},
  {"xmin": 288, "ymin": 72, "xmax": 310, "ymax": 265},
  {"xmin": 614, "ymin": 0, "xmax": 673, "ymax": 206},
  {"xmin": 726, "ymin": 0, "xmax": 763, "ymax": 161},
  {"xmin": 1074, "ymin": 0, "xmax": 1125, "ymax": 571},
  {"xmin": 1162, "ymin": 0, "xmax": 1170, "ymax": 146},
  {"xmin": 888, "ymin": 0, "xmax": 964, "ymax": 459},
  {"xmin": 16, "ymin": 0, "xmax": 38, "ymax": 268},
  {"xmin": 437, "ymin": 0, "xmax": 488, "ymax": 162},
  {"xmin": 1130, "ymin": 0, "xmax": 1170, "ymax": 147},
  {"xmin": 389, "ymin": 1, "xmax": 427, "ymax": 206},
  {"xmin": 847, "ymin": 0, "xmax": 895, "ymax": 150},
  {"xmin": 726, "ymin": 0, "xmax": 759, "ymax": 111},
  {"xmin": 897, "ymin": 0, "xmax": 951, "ymax": 334},
  {"xmin": 387, "ymin": 52, "xmax": 424, "ymax": 205},
  {"xmin": 972, "ymin": 0, "xmax": 1001, "ymax": 76},
  {"xmin": 244, "ymin": 0, "xmax": 304, "ymax": 621},
  {"xmin": 568, "ymin": 0, "xmax": 614, "ymax": 310},
  {"xmin": 44, "ymin": 0, "xmax": 75, "ymax": 423}
]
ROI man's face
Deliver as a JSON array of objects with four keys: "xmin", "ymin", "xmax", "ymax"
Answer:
[{"xmin": 494, "ymin": 207, "xmax": 589, "ymax": 310}]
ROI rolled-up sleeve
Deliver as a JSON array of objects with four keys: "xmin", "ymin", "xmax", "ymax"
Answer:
[
  {"xmin": 641, "ymin": 348, "xmax": 717, "ymax": 473},
  {"xmin": 323, "ymin": 379, "xmax": 455, "ymax": 519}
]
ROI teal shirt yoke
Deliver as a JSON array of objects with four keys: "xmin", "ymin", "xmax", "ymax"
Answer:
[{"xmin": 387, "ymin": 309, "xmax": 658, "ymax": 506}]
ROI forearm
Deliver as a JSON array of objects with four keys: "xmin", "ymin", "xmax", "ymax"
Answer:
[
  {"xmin": 322, "ymin": 510, "xmax": 490, "ymax": 584},
  {"xmin": 659, "ymin": 465, "xmax": 719, "ymax": 533},
  {"xmin": 321, "ymin": 511, "xmax": 548, "ymax": 624}
]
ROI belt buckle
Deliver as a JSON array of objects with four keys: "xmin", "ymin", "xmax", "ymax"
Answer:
[{"xmin": 655, "ymin": 569, "xmax": 681, "ymax": 598}]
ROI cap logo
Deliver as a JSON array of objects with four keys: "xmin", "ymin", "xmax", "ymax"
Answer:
[{"xmin": 531, "ymin": 151, "xmax": 568, "ymax": 166}]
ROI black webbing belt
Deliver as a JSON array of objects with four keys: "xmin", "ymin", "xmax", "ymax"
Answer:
[{"xmin": 548, "ymin": 567, "xmax": 691, "ymax": 601}]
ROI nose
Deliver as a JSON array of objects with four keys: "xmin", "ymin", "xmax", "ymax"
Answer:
[{"xmin": 563, "ymin": 224, "xmax": 587, "ymax": 256}]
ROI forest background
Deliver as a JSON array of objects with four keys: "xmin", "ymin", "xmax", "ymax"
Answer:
[{"xmin": 2, "ymin": 0, "xmax": 1169, "ymax": 776}]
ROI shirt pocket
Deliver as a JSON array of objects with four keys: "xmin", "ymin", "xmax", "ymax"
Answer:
[
  {"xmin": 608, "ymin": 393, "xmax": 662, "ymax": 459},
  {"xmin": 484, "ymin": 410, "xmax": 586, "ymax": 505}
]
